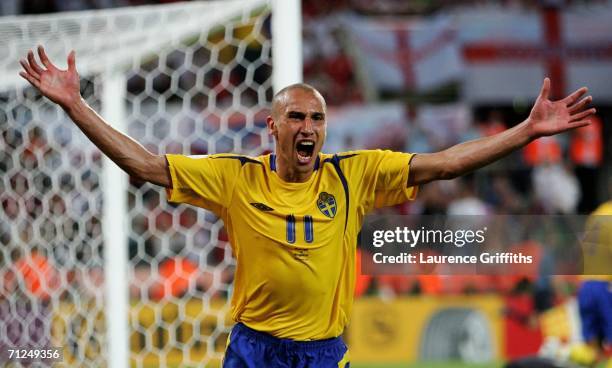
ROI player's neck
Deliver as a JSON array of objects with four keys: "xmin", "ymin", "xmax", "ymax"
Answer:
[{"xmin": 275, "ymin": 156, "xmax": 314, "ymax": 183}]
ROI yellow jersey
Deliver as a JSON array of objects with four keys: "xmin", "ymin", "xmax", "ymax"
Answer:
[
  {"xmin": 165, "ymin": 150, "xmax": 417, "ymax": 340},
  {"xmin": 581, "ymin": 201, "xmax": 612, "ymax": 281}
]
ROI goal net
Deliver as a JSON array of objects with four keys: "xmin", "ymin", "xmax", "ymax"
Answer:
[{"xmin": 0, "ymin": 1, "xmax": 279, "ymax": 366}]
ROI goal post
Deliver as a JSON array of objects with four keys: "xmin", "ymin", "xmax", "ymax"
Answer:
[
  {"xmin": 101, "ymin": 70, "xmax": 129, "ymax": 368},
  {"xmin": 271, "ymin": 0, "xmax": 303, "ymax": 90},
  {"xmin": 0, "ymin": 1, "xmax": 301, "ymax": 367}
]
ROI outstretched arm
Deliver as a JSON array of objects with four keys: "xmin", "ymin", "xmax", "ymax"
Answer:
[
  {"xmin": 20, "ymin": 46, "xmax": 171, "ymax": 187},
  {"xmin": 408, "ymin": 78, "xmax": 596, "ymax": 186}
]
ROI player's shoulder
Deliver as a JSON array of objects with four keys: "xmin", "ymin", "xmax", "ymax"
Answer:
[
  {"xmin": 321, "ymin": 149, "xmax": 396, "ymax": 165},
  {"xmin": 321, "ymin": 149, "xmax": 385, "ymax": 161},
  {"xmin": 208, "ymin": 153, "xmax": 266, "ymax": 165},
  {"xmin": 318, "ymin": 151, "xmax": 395, "ymax": 178},
  {"xmin": 185, "ymin": 153, "xmax": 266, "ymax": 167},
  {"xmin": 171, "ymin": 153, "xmax": 267, "ymax": 172},
  {"xmin": 591, "ymin": 201, "xmax": 612, "ymax": 216}
]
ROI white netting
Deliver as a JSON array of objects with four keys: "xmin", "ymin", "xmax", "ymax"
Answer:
[
  {"xmin": 0, "ymin": 0, "xmax": 269, "ymax": 91},
  {"xmin": 0, "ymin": 1, "xmax": 273, "ymax": 366}
]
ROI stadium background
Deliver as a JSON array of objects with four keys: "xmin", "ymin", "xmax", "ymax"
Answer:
[{"xmin": 1, "ymin": 0, "xmax": 611, "ymax": 367}]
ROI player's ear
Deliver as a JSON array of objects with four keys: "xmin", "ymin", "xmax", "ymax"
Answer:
[{"xmin": 266, "ymin": 116, "xmax": 278, "ymax": 138}]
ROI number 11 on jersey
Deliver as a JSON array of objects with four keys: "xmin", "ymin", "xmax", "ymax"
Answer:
[{"xmin": 286, "ymin": 215, "xmax": 314, "ymax": 244}]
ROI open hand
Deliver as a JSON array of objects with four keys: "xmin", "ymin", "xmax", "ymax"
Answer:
[
  {"xmin": 19, "ymin": 45, "xmax": 81, "ymax": 108},
  {"xmin": 527, "ymin": 77, "xmax": 596, "ymax": 138}
]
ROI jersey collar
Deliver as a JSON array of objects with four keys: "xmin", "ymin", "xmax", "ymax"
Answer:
[{"xmin": 270, "ymin": 154, "xmax": 321, "ymax": 172}]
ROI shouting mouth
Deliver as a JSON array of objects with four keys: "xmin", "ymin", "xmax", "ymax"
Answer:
[{"xmin": 296, "ymin": 139, "xmax": 315, "ymax": 164}]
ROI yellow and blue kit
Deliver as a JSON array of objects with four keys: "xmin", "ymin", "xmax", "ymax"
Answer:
[
  {"xmin": 579, "ymin": 201, "xmax": 612, "ymax": 346},
  {"xmin": 166, "ymin": 150, "xmax": 417, "ymax": 366}
]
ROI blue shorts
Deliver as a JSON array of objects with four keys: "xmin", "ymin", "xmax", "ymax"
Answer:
[
  {"xmin": 223, "ymin": 323, "xmax": 350, "ymax": 368},
  {"xmin": 578, "ymin": 280, "xmax": 612, "ymax": 344}
]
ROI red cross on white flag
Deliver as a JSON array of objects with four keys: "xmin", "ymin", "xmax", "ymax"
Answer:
[
  {"xmin": 346, "ymin": 14, "xmax": 463, "ymax": 94},
  {"xmin": 459, "ymin": 3, "xmax": 612, "ymax": 102}
]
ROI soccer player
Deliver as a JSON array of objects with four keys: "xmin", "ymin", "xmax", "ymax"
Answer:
[
  {"xmin": 569, "ymin": 198, "xmax": 612, "ymax": 368},
  {"xmin": 19, "ymin": 46, "xmax": 596, "ymax": 367}
]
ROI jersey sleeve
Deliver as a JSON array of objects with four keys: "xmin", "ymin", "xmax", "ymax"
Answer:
[
  {"xmin": 373, "ymin": 150, "xmax": 418, "ymax": 209},
  {"xmin": 165, "ymin": 154, "xmax": 241, "ymax": 214},
  {"xmin": 344, "ymin": 150, "xmax": 418, "ymax": 212}
]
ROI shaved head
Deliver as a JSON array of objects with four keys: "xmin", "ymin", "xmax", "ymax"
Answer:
[{"xmin": 271, "ymin": 83, "xmax": 326, "ymax": 119}]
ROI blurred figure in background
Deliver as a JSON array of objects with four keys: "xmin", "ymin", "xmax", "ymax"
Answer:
[
  {"xmin": 569, "ymin": 191, "xmax": 612, "ymax": 368},
  {"xmin": 570, "ymin": 115, "xmax": 603, "ymax": 214}
]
